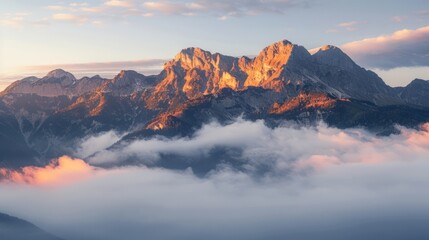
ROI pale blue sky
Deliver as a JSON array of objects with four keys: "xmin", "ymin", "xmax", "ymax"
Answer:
[{"xmin": 1, "ymin": 0, "xmax": 428, "ymax": 88}]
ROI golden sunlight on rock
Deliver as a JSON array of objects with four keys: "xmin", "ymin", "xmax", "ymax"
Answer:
[
  {"xmin": 269, "ymin": 92, "xmax": 337, "ymax": 114},
  {"xmin": 144, "ymin": 39, "xmax": 318, "ymax": 109}
]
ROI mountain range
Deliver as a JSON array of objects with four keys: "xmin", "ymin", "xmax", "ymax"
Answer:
[{"xmin": 1, "ymin": 39, "xmax": 429, "ymax": 168}]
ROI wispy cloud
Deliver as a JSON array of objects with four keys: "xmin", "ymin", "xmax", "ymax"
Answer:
[
  {"xmin": 0, "ymin": 13, "xmax": 49, "ymax": 28},
  {"xmin": 105, "ymin": 0, "xmax": 133, "ymax": 8},
  {"xmin": 0, "ymin": 16, "xmax": 24, "ymax": 28},
  {"xmin": 2, "ymin": 0, "xmax": 309, "ymax": 28},
  {"xmin": 338, "ymin": 21, "xmax": 358, "ymax": 27},
  {"xmin": 392, "ymin": 15, "xmax": 405, "ymax": 23},
  {"xmin": 52, "ymin": 13, "xmax": 88, "ymax": 24},
  {"xmin": 43, "ymin": 0, "xmax": 150, "ymax": 24},
  {"xmin": 341, "ymin": 25, "xmax": 429, "ymax": 69},
  {"xmin": 325, "ymin": 21, "xmax": 360, "ymax": 33},
  {"xmin": 69, "ymin": 2, "xmax": 89, "ymax": 7},
  {"xmin": 46, "ymin": 5, "xmax": 67, "ymax": 11},
  {"xmin": 81, "ymin": 6, "xmax": 105, "ymax": 13},
  {"xmin": 143, "ymin": 0, "xmax": 308, "ymax": 19}
]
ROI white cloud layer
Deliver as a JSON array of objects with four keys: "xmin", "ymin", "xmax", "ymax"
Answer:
[
  {"xmin": 342, "ymin": 26, "xmax": 429, "ymax": 69},
  {"xmin": 87, "ymin": 120, "xmax": 429, "ymax": 176},
  {"xmin": 1, "ymin": 120, "xmax": 429, "ymax": 240}
]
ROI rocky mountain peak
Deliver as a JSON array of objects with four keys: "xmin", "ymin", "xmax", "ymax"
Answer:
[
  {"xmin": 97, "ymin": 70, "xmax": 154, "ymax": 96},
  {"xmin": 150, "ymin": 47, "xmax": 247, "ymax": 103},
  {"xmin": 263, "ymin": 39, "xmax": 293, "ymax": 49},
  {"xmin": 173, "ymin": 47, "xmax": 214, "ymax": 69},
  {"xmin": 45, "ymin": 69, "xmax": 76, "ymax": 81},
  {"xmin": 256, "ymin": 40, "xmax": 293, "ymax": 63},
  {"xmin": 172, "ymin": 47, "xmax": 241, "ymax": 71},
  {"xmin": 244, "ymin": 40, "xmax": 312, "ymax": 89},
  {"xmin": 395, "ymin": 78, "xmax": 429, "ymax": 107},
  {"xmin": 319, "ymin": 45, "xmax": 337, "ymax": 51},
  {"xmin": 253, "ymin": 40, "xmax": 312, "ymax": 70},
  {"xmin": 92, "ymin": 75, "xmax": 102, "ymax": 79},
  {"xmin": 312, "ymin": 45, "xmax": 357, "ymax": 70},
  {"xmin": 409, "ymin": 78, "xmax": 429, "ymax": 85},
  {"xmin": 175, "ymin": 47, "xmax": 210, "ymax": 58},
  {"xmin": 115, "ymin": 70, "xmax": 144, "ymax": 80}
]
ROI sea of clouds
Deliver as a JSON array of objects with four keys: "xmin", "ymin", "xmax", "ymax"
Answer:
[{"xmin": 1, "ymin": 119, "xmax": 429, "ymax": 240}]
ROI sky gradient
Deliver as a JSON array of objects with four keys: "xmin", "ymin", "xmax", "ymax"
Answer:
[{"xmin": 1, "ymin": 0, "xmax": 428, "ymax": 90}]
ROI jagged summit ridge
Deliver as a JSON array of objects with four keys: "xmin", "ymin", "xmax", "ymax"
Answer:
[
  {"xmin": 0, "ymin": 39, "xmax": 413, "ymax": 106},
  {"xmin": 155, "ymin": 39, "xmax": 326, "ymax": 100}
]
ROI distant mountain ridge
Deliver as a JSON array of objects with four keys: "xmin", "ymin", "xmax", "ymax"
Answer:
[
  {"xmin": 2, "ymin": 69, "xmax": 106, "ymax": 97},
  {"xmin": 1, "ymin": 39, "xmax": 429, "ymax": 169},
  {"xmin": 394, "ymin": 79, "xmax": 429, "ymax": 107},
  {"xmin": 0, "ymin": 212, "xmax": 62, "ymax": 240}
]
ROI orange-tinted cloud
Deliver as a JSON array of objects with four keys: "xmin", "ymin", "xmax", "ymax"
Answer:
[
  {"xmin": 0, "ymin": 156, "xmax": 95, "ymax": 186},
  {"xmin": 338, "ymin": 21, "xmax": 359, "ymax": 31},
  {"xmin": 403, "ymin": 123, "xmax": 429, "ymax": 147},
  {"xmin": 52, "ymin": 13, "xmax": 88, "ymax": 23},
  {"xmin": 341, "ymin": 26, "xmax": 429, "ymax": 69},
  {"xmin": 105, "ymin": 0, "xmax": 133, "ymax": 8}
]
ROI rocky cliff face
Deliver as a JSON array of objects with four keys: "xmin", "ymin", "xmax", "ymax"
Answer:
[
  {"xmin": 146, "ymin": 40, "xmax": 400, "ymax": 110},
  {"xmin": 1, "ymin": 39, "xmax": 429, "ymax": 167},
  {"xmin": 312, "ymin": 45, "xmax": 398, "ymax": 105},
  {"xmin": 244, "ymin": 40, "xmax": 313, "ymax": 89}
]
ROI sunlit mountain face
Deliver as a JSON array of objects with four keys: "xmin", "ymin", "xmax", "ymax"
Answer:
[
  {"xmin": 1, "ymin": 0, "xmax": 429, "ymax": 239},
  {"xmin": 1, "ymin": 40, "xmax": 429, "ymax": 168},
  {"xmin": 1, "ymin": 39, "xmax": 429, "ymax": 240}
]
